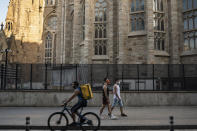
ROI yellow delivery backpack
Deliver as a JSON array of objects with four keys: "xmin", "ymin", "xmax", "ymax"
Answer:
[{"xmin": 80, "ymin": 84, "xmax": 93, "ymax": 100}]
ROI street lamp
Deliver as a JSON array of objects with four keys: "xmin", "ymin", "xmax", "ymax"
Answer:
[
  {"xmin": 0, "ymin": 48, "xmax": 12, "ymax": 89},
  {"xmin": 1, "ymin": 23, "xmax": 3, "ymax": 31}
]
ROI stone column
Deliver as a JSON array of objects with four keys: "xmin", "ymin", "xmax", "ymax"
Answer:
[
  {"xmin": 72, "ymin": 0, "xmax": 81, "ymax": 64},
  {"xmin": 118, "ymin": 0, "xmax": 129, "ymax": 64},
  {"xmin": 146, "ymin": 0, "xmax": 155, "ymax": 64},
  {"xmin": 113, "ymin": 0, "xmax": 119, "ymax": 64},
  {"xmin": 81, "ymin": 0, "xmax": 94, "ymax": 64},
  {"xmin": 169, "ymin": 0, "xmax": 180, "ymax": 64}
]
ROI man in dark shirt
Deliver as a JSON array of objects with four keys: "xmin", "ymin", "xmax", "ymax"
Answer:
[
  {"xmin": 99, "ymin": 78, "xmax": 116, "ymax": 119},
  {"xmin": 63, "ymin": 81, "xmax": 87, "ymax": 125}
]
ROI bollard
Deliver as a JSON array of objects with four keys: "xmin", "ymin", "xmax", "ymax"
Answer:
[
  {"xmin": 26, "ymin": 116, "xmax": 30, "ymax": 131},
  {"xmin": 170, "ymin": 116, "xmax": 174, "ymax": 131}
]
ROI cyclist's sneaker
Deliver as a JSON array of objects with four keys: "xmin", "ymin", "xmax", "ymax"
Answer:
[
  {"xmin": 69, "ymin": 122, "xmax": 77, "ymax": 126},
  {"xmin": 87, "ymin": 120, "xmax": 93, "ymax": 126},
  {"xmin": 121, "ymin": 113, "xmax": 127, "ymax": 117},
  {"xmin": 80, "ymin": 117, "xmax": 86, "ymax": 123},
  {"xmin": 110, "ymin": 114, "xmax": 117, "ymax": 120}
]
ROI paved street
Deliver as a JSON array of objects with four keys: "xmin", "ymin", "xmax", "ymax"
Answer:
[{"xmin": 0, "ymin": 106, "xmax": 197, "ymax": 131}]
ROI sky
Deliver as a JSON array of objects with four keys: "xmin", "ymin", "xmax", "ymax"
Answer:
[{"xmin": 0, "ymin": 0, "xmax": 10, "ymax": 26}]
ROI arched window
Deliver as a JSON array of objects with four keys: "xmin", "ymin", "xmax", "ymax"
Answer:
[
  {"xmin": 94, "ymin": 0, "xmax": 107, "ymax": 55},
  {"xmin": 130, "ymin": 0, "xmax": 145, "ymax": 31},
  {"xmin": 153, "ymin": 0, "xmax": 166, "ymax": 51},
  {"xmin": 45, "ymin": 32, "xmax": 53, "ymax": 64},
  {"xmin": 47, "ymin": 16, "xmax": 57, "ymax": 30},
  {"xmin": 183, "ymin": 0, "xmax": 197, "ymax": 51},
  {"xmin": 46, "ymin": 0, "xmax": 55, "ymax": 6},
  {"xmin": 82, "ymin": 0, "xmax": 85, "ymax": 40}
]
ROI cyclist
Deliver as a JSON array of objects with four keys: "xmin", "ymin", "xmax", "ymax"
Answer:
[{"xmin": 63, "ymin": 81, "xmax": 87, "ymax": 126}]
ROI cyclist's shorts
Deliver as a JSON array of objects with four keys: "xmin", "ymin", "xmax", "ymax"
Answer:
[{"xmin": 71, "ymin": 100, "xmax": 87, "ymax": 113}]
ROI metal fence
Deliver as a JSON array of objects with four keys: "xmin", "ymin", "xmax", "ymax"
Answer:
[{"xmin": 0, "ymin": 64, "xmax": 197, "ymax": 91}]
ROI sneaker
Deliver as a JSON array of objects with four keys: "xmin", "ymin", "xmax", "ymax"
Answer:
[
  {"xmin": 110, "ymin": 114, "xmax": 117, "ymax": 120},
  {"xmin": 69, "ymin": 122, "xmax": 77, "ymax": 126},
  {"xmin": 121, "ymin": 113, "xmax": 127, "ymax": 117}
]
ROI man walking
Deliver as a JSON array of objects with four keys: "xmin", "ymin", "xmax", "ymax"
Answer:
[
  {"xmin": 111, "ymin": 78, "xmax": 127, "ymax": 117},
  {"xmin": 99, "ymin": 77, "xmax": 116, "ymax": 119}
]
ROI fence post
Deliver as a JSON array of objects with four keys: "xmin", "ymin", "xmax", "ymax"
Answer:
[
  {"xmin": 121, "ymin": 64, "xmax": 124, "ymax": 91},
  {"xmin": 76, "ymin": 64, "xmax": 78, "ymax": 81},
  {"xmin": 168, "ymin": 64, "xmax": 171, "ymax": 91},
  {"xmin": 170, "ymin": 116, "xmax": 174, "ymax": 131},
  {"xmin": 26, "ymin": 116, "xmax": 30, "ymax": 131},
  {"xmin": 60, "ymin": 64, "xmax": 63, "ymax": 90},
  {"xmin": 90, "ymin": 64, "xmax": 93, "ymax": 87},
  {"xmin": 45, "ymin": 64, "xmax": 48, "ymax": 90},
  {"xmin": 4, "ymin": 62, "xmax": 7, "ymax": 90},
  {"xmin": 137, "ymin": 64, "xmax": 140, "ymax": 91},
  {"xmin": 1, "ymin": 64, "xmax": 4, "ymax": 89},
  {"xmin": 30, "ymin": 64, "xmax": 32, "ymax": 90},
  {"xmin": 15, "ymin": 64, "xmax": 18, "ymax": 89},
  {"xmin": 182, "ymin": 64, "xmax": 185, "ymax": 90},
  {"xmin": 153, "ymin": 64, "xmax": 155, "ymax": 91}
]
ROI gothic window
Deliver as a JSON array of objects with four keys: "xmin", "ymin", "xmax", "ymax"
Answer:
[
  {"xmin": 48, "ymin": 16, "xmax": 57, "ymax": 30},
  {"xmin": 130, "ymin": 0, "xmax": 145, "ymax": 32},
  {"xmin": 7, "ymin": 22, "xmax": 12, "ymax": 31},
  {"xmin": 94, "ymin": 0, "xmax": 107, "ymax": 55},
  {"xmin": 153, "ymin": 0, "xmax": 165, "ymax": 51},
  {"xmin": 183, "ymin": 0, "xmax": 197, "ymax": 51},
  {"xmin": 46, "ymin": 0, "xmax": 55, "ymax": 6},
  {"xmin": 45, "ymin": 32, "xmax": 53, "ymax": 64}
]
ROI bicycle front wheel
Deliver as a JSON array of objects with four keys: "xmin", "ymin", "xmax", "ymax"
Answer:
[
  {"xmin": 80, "ymin": 112, "xmax": 100, "ymax": 131},
  {"xmin": 48, "ymin": 112, "xmax": 69, "ymax": 130}
]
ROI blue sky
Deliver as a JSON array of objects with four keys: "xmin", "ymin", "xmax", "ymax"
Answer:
[{"xmin": 0, "ymin": 0, "xmax": 10, "ymax": 25}]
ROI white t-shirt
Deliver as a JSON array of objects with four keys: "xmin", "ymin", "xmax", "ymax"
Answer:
[{"xmin": 113, "ymin": 84, "xmax": 121, "ymax": 99}]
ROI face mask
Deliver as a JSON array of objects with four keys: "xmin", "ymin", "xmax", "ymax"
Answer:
[{"xmin": 117, "ymin": 81, "xmax": 120, "ymax": 85}]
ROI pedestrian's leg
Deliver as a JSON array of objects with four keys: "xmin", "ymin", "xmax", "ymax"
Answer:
[
  {"xmin": 99, "ymin": 104, "xmax": 106, "ymax": 115},
  {"xmin": 111, "ymin": 106, "xmax": 114, "ymax": 112},
  {"xmin": 119, "ymin": 100, "xmax": 127, "ymax": 117},
  {"xmin": 111, "ymin": 98, "xmax": 116, "ymax": 112},
  {"xmin": 107, "ymin": 104, "xmax": 112, "ymax": 116},
  {"xmin": 120, "ymin": 107, "xmax": 124, "ymax": 115}
]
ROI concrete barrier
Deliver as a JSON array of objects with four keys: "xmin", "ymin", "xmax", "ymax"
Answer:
[{"xmin": 0, "ymin": 91, "xmax": 197, "ymax": 107}]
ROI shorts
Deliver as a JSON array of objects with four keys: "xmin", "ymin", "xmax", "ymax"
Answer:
[
  {"xmin": 112, "ymin": 98, "xmax": 123, "ymax": 107},
  {"xmin": 103, "ymin": 97, "xmax": 109, "ymax": 105},
  {"xmin": 71, "ymin": 100, "xmax": 87, "ymax": 113}
]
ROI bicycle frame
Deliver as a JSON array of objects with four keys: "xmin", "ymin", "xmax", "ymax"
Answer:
[{"xmin": 61, "ymin": 105, "xmax": 84, "ymax": 120}]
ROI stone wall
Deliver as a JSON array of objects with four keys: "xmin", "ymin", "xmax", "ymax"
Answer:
[
  {"xmin": 3, "ymin": 0, "xmax": 197, "ymax": 64},
  {"xmin": 0, "ymin": 91, "xmax": 197, "ymax": 107}
]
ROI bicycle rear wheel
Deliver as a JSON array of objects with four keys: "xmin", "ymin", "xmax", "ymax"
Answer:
[
  {"xmin": 80, "ymin": 112, "xmax": 100, "ymax": 131},
  {"xmin": 48, "ymin": 112, "xmax": 69, "ymax": 130}
]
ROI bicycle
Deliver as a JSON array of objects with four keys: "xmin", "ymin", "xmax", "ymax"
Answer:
[{"xmin": 48, "ymin": 104, "xmax": 100, "ymax": 131}]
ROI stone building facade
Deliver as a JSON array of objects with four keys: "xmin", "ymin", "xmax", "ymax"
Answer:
[{"xmin": 3, "ymin": 0, "xmax": 197, "ymax": 64}]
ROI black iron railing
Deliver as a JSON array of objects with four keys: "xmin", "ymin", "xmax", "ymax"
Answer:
[{"xmin": 0, "ymin": 64, "xmax": 197, "ymax": 91}]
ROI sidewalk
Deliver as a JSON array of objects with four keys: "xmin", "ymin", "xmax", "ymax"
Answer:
[{"xmin": 0, "ymin": 106, "xmax": 197, "ymax": 127}]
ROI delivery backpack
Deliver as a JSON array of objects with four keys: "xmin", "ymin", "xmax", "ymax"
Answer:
[{"xmin": 80, "ymin": 84, "xmax": 93, "ymax": 100}]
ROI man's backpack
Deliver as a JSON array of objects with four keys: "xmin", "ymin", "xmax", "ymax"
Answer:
[{"xmin": 80, "ymin": 84, "xmax": 93, "ymax": 100}]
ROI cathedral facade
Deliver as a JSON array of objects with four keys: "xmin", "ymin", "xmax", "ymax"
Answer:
[{"xmin": 3, "ymin": 0, "xmax": 197, "ymax": 64}]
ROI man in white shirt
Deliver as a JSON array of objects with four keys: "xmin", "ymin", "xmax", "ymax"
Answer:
[{"xmin": 111, "ymin": 78, "xmax": 127, "ymax": 117}]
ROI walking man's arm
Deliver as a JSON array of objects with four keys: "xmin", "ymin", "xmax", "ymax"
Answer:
[{"xmin": 114, "ymin": 85, "xmax": 120, "ymax": 100}]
